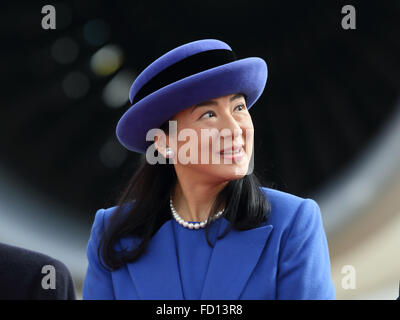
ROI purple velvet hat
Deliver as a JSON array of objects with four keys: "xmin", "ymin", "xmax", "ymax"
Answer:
[{"xmin": 116, "ymin": 39, "xmax": 268, "ymax": 154}]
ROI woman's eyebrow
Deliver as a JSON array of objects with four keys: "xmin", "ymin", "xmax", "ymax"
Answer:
[{"xmin": 191, "ymin": 93, "xmax": 244, "ymax": 113}]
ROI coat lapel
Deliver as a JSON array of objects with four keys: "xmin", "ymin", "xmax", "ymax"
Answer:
[
  {"xmin": 119, "ymin": 220, "xmax": 184, "ymax": 299},
  {"xmin": 119, "ymin": 217, "xmax": 273, "ymax": 300},
  {"xmin": 200, "ymin": 218, "xmax": 273, "ymax": 299}
]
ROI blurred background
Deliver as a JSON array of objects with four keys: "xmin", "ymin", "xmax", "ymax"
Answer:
[{"xmin": 1, "ymin": 0, "xmax": 399, "ymax": 299}]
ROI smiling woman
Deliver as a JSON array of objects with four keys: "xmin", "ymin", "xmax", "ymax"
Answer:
[
  {"xmin": 152, "ymin": 92, "xmax": 254, "ymax": 183},
  {"xmin": 82, "ymin": 39, "xmax": 336, "ymax": 300}
]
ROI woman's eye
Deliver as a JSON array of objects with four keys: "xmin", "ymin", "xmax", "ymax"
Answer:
[
  {"xmin": 200, "ymin": 111, "xmax": 215, "ymax": 119},
  {"xmin": 235, "ymin": 104, "xmax": 245, "ymax": 111},
  {"xmin": 199, "ymin": 105, "xmax": 245, "ymax": 119}
]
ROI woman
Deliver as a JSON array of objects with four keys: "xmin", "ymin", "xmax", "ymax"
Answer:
[{"xmin": 82, "ymin": 39, "xmax": 336, "ymax": 300}]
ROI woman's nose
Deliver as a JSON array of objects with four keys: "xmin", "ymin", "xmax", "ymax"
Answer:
[{"xmin": 219, "ymin": 114, "xmax": 243, "ymax": 139}]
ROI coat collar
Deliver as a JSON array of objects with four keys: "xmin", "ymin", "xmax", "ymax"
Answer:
[{"xmin": 118, "ymin": 217, "xmax": 273, "ymax": 300}]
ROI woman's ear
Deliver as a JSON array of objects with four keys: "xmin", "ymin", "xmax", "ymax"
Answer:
[{"xmin": 154, "ymin": 129, "xmax": 168, "ymax": 158}]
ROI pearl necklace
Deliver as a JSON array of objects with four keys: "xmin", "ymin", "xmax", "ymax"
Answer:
[{"xmin": 169, "ymin": 195, "xmax": 224, "ymax": 229}]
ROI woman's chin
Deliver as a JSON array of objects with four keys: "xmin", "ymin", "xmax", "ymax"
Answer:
[{"xmin": 213, "ymin": 161, "xmax": 250, "ymax": 180}]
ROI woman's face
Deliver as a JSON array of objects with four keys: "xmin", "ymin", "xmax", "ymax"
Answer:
[{"xmin": 157, "ymin": 92, "xmax": 254, "ymax": 183}]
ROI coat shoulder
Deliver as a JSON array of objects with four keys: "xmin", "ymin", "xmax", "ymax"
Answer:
[
  {"xmin": 92, "ymin": 201, "xmax": 135, "ymax": 235},
  {"xmin": 0, "ymin": 242, "xmax": 76, "ymax": 299},
  {"xmin": 259, "ymin": 186, "xmax": 321, "ymax": 232}
]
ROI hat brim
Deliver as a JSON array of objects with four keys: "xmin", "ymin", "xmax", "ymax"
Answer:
[{"xmin": 116, "ymin": 57, "xmax": 268, "ymax": 153}]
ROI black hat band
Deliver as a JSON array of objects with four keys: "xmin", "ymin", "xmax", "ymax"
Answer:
[{"xmin": 131, "ymin": 49, "xmax": 237, "ymax": 105}]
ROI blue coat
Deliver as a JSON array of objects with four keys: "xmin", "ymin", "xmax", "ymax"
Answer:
[{"xmin": 83, "ymin": 187, "xmax": 336, "ymax": 299}]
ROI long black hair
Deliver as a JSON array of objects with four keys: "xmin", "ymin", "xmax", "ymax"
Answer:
[{"xmin": 98, "ymin": 117, "xmax": 273, "ymax": 272}]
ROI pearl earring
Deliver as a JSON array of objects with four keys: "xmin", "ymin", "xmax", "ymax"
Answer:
[{"xmin": 165, "ymin": 147, "xmax": 174, "ymax": 158}]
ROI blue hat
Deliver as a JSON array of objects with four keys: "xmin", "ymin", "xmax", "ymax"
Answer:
[{"xmin": 116, "ymin": 39, "xmax": 268, "ymax": 154}]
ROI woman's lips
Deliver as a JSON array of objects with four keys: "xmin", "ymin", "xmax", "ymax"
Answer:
[{"xmin": 218, "ymin": 146, "xmax": 245, "ymax": 161}]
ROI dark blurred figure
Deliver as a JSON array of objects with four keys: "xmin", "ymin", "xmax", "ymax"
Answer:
[
  {"xmin": 0, "ymin": 242, "xmax": 76, "ymax": 299},
  {"xmin": 397, "ymin": 282, "xmax": 400, "ymax": 300}
]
